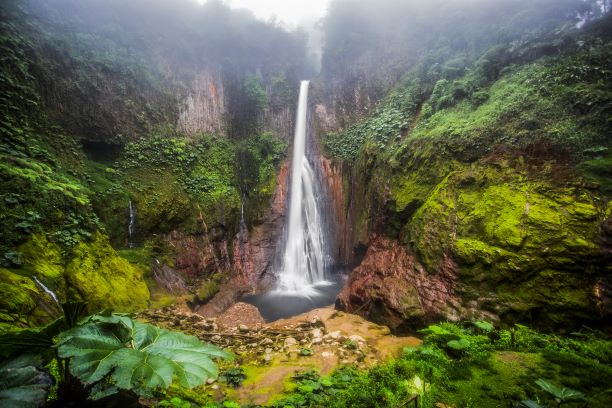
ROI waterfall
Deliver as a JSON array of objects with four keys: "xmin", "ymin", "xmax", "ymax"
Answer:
[
  {"xmin": 33, "ymin": 276, "xmax": 60, "ymax": 307},
  {"xmin": 276, "ymin": 80, "xmax": 329, "ymax": 295},
  {"xmin": 128, "ymin": 200, "xmax": 136, "ymax": 248}
]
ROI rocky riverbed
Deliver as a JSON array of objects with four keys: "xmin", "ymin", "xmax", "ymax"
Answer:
[{"xmin": 137, "ymin": 304, "xmax": 421, "ymax": 405}]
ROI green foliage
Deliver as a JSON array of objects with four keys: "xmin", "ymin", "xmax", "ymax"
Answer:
[
  {"xmin": 324, "ymin": 84, "xmax": 419, "ymax": 159},
  {"xmin": 157, "ymin": 396, "xmax": 193, "ymax": 408},
  {"xmin": 535, "ymin": 378, "xmax": 586, "ymax": 404},
  {"xmin": 219, "ymin": 367, "xmax": 246, "ymax": 388},
  {"xmin": 516, "ymin": 401, "xmax": 545, "ymax": 408},
  {"xmin": 472, "ymin": 321, "xmax": 495, "ymax": 333},
  {"xmin": 244, "ymin": 75, "xmax": 268, "ymax": 112},
  {"xmin": 419, "ymin": 322, "xmax": 493, "ymax": 361},
  {"xmin": 299, "ymin": 347, "xmax": 314, "ymax": 356},
  {"xmin": 269, "ymin": 322, "xmax": 611, "ymax": 408},
  {"xmin": 118, "ymin": 132, "xmax": 285, "ymax": 237},
  {"xmin": 0, "ymin": 354, "xmax": 52, "ymax": 408},
  {"xmin": 57, "ymin": 312, "xmax": 232, "ymax": 399}
]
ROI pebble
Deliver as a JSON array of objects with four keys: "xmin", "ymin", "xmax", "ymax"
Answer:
[
  {"xmin": 326, "ymin": 331, "xmax": 340, "ymax": 340},
  {"xmin": 321, "ymin": 351, "xmax": 334, "ymax": 358},
  {"xmin": 284, "ymin": 337, "xmax": 298, "ymax": 346},
  {"xmin": 239, "ymin": 325, "xmax": 249, "ymax": 333},
  {"xmin": 349, "ymin": 335, "xmax": 366, "ymax": 344},
  {"xmin": 310, "ymin": 328, "xmax": 322, "ymax": 338}
]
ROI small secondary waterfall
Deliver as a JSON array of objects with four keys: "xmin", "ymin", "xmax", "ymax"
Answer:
[
  {"xmin": 128, "ymin": 200, "xmax": 136, "ymax": 248},
  {"xmin": 276, "ymin": 80, "xmax": 329, "ymax": 294},
  {"xmin": 33, "ymin": 276, "xmax": 60, "ymax": 307}
]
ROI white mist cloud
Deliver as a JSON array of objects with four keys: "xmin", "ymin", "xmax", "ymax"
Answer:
[{"xmin": 196, "ymin": 0, "xmax": 330, "ymax": 28}]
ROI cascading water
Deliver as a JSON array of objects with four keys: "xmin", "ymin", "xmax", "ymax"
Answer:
[
  {"xmin": 275, "ymin": 80, "xmax": 330, "ymax": 295},
  {"xmin": 33, "ymin": 276, "xmax": 60, "ymax": 307},
  {"xmin": 243, "ymin": 80, "xmax": 342, "ymax": 321},
  {"xmin": 128, "ymin": 199, "xmax": 136, "ymax": 248}
]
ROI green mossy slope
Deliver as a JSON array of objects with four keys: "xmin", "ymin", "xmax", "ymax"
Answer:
[
  {"xmin": 323, "ymin": 27, "xmax": 612, "ymax": 329},
  {"xmin": 408, "ymin": 165, "xmax": 605, "ymax": 327},
  {"xmin": 65, "ymin": 232, "xmax": 149, "ymax": 312}
]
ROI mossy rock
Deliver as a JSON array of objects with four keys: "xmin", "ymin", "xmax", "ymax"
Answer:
[
  {"xmin": 18, "ymin": 234, "xmax": 66, "ymax": 295},
  {"xmin": 127, "ymin": 168, "xmax": 198, "ymax": 237},
  {"xmin": 65, "ymin": 232, "xmax": 150, "ymax": 312},
  {"xmin": 408, "ymin": 165, "xmax": 606, "ymax": 328},
  {"xmin": 0, "ymin": 268, "xmax": 59, "ymax": 331}
]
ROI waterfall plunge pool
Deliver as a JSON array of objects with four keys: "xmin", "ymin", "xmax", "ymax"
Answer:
[{"xmin": 242, "ymin": 270, "xmax": 347, "ymax": 322}]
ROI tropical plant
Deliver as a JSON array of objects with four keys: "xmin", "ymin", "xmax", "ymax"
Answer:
[
  {"xmin": 0, "ymin": 354, "xmax": 52, "ymax": 408},
  {"xmin": 218, "ymin": 367, "xmax": 246, "ymax": 388},
  {"xmin": 300, "ymin": 347, "xmax": 314, "ymax": 356},
  {"xmin": 57, "ymin": 312, "xmax": 231, "ymax": 399},
  {"xmin": 535, "ymin": 379, "xmax": 586, "ymax": 406}
]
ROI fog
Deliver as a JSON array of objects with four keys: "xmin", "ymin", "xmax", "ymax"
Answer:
[{"xmin": 197, "ymin": 0, "xmax": 330, "ymax": 28}]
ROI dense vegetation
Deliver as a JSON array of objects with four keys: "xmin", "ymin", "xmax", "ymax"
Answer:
[
  {"xmin": 265, "ymin": 321, "xmax": 612, "ymax": 408},
  {"xmin": 319, "ymin": 7, "xmax": 612, "ymax": 330},
  {"xmin": 0, "ymin": 0, "xmax": 294, "ymax": 330},
  {"xmin": 317, "ymin": 0, "xmax": 609, "ymax": 127}
]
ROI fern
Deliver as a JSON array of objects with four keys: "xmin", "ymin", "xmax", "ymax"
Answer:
[{"xmin": 57, "ymin": 312, "xmax": 231, "ymax": 399}]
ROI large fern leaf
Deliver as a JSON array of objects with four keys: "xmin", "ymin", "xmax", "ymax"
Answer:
[{"xmin": 57, "ymin": 313, "xmax": 231, "ymax": 399}]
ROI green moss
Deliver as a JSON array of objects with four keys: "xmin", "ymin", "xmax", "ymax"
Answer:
[
  {"xmin": 0, "ymin": 268, "xmax": 56, "ymax": 330},
  {"xmin": 196, "ymin": 279, "xmax": 220, "ymax": 304},
  {"xmin": 117, "ymin": 247, "xmax": 151, "ymax": 270},
  {"xmin": 0, "ymin": 268, "xmax": 39, "ymax": 315},
  {"xmin": 65, "ymin": 232, "xmax": 149, "ymax": 312},
  {"xmin": 577, "ymin": 152, "xmax": 612, "ymax": 193},
  {"xmin": 407, "ymin": 165, "xmax": 604, "ymax": 328},
  {"xmin": 454, "ymin": 238, "xmax": 509, "ymax": 265},
  {"xmin": 440, "ymin": 352, "xmax": 545, "ymax": 407},
  {"xmin": 497, "ymin": 269, "xmax": 594, "ymax": 325},
  {"xmin": 18, "ymin": 234, "xmax": 64, "ymax": 287}
]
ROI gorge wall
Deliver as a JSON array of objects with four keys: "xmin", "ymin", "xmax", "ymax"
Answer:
[
  {"xmin": 0, "ymin": 0, "xmax": 311, "ymax": 329},
  {"xmin": 315, "ymin": 6, "xmax": 612, "ymax": 331}
]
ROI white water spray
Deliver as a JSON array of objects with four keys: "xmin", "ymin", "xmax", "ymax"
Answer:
[{"xmin": 276, "ymin": 80, "xmax": 329, "ymax": 295}]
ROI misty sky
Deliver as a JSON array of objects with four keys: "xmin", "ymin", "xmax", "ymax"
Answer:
[{"xmin": 196, "ymin": 0, "xmax": 330, "ymax": 27}]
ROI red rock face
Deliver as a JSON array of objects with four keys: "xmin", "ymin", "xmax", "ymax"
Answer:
[
  {"xmin": 232, "ymin": 160, "xmax": 290, "ymax": 292},
  {"xmin": 336, "ymin": 236, "xmax": 460, "ymax": 332},
  {"xmin": 166, "ymin": 230, "xmax": 230, "ymax": 281},
  {"xmin": 317, "ymin": 156, "xmax": 360, "ymax": 266}
]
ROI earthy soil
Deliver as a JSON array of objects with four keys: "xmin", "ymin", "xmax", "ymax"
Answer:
[{"xmin": 137, "ymin": 304, "xmax": 421, "ymax": 405}]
